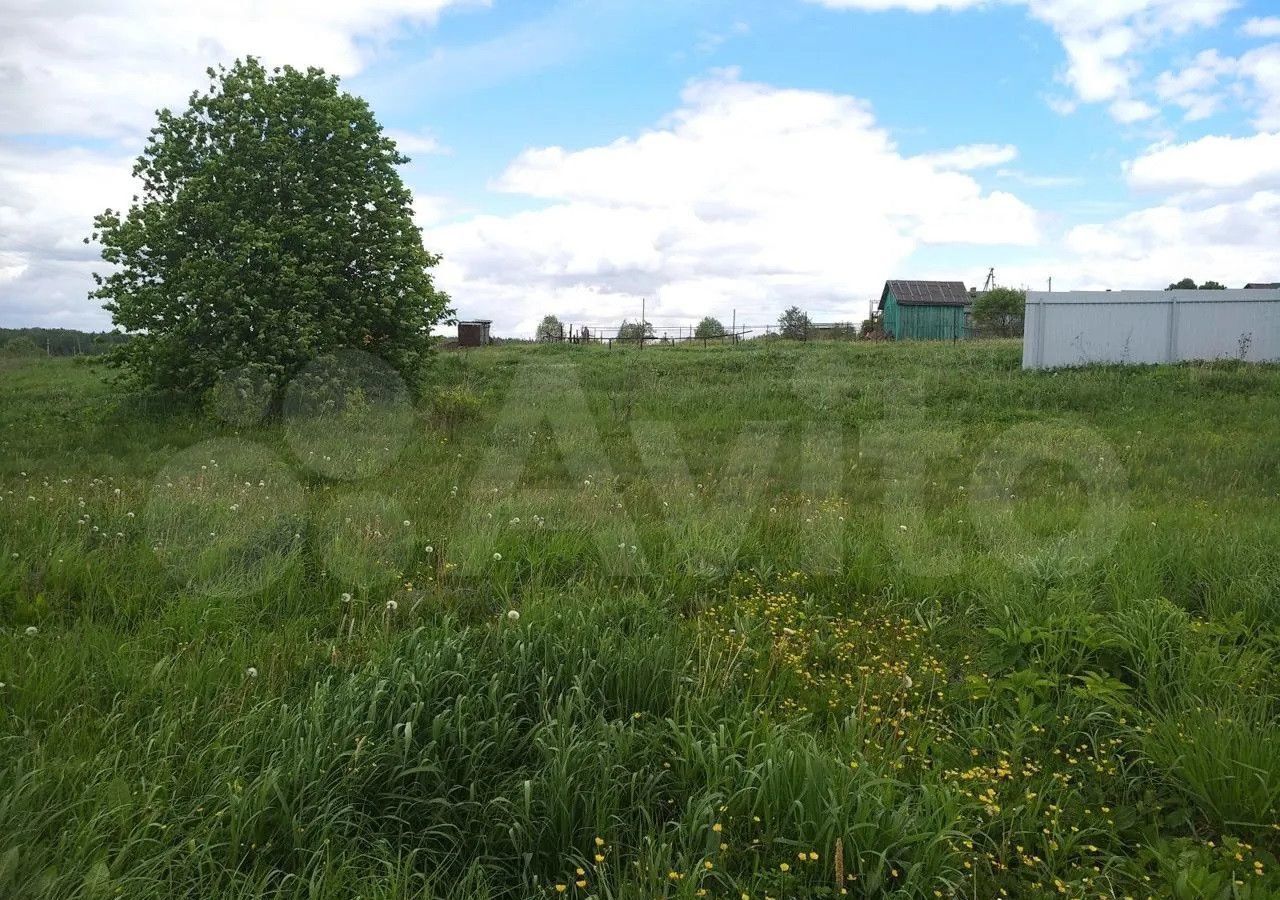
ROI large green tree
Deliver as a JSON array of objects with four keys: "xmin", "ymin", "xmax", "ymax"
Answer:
[
  {"xmin": 778, "ymin": 306, "xmax": 812, "ymax": 340},
  {"xmin": 617, "ymin": 320, "xmax": 654, "ymax": 342},
  {"xmin": 91, "ymin": 58, "xmax": 451, "ymax": 399},
  {"xmin": 693, "ymin": 316, "xmax": 725, "ymax": 339},
  {"xmin": 972, "ymin": 287, "xmax": 1025, "ymax": 337},
  {"xmin": 535, "ymin": 315, "xmax": 564, "ymax": 342}
]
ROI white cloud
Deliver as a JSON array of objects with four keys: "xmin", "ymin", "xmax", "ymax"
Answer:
[
  {"xmin": 0, "ymin": 0, "xmax": 479, "ymax": 139},
  {"xmin": 1154, "ymin": 49, "xmax": 1235, "ymax": 120},
  {"xmin": 995, "ymin": 168, "xmax": 1083, "ymax": 187},
  {"xmin": 1242, "ymin": 17, "xmax": 1280, "ymax": 38},
  {"xmin": 694, "ymin": 21, "xmax": 751, "ymax": 55},
  {"xmin": 1124, "ymin": 131, "xmax": 1280, "ymax": 195},
  {"xmin": 1109, "ymin": 98, "xmax": 1159, "ymax": 123},
  {"xmin": 995, "ymin": 131, "xmax": 1280, "ymax": 291},
  {"xmin": 918, "ymin": 143, "xmax": 1018, "ymax": 170},
  {"xmin": 1151, "ymin": 43, "xmax": 1280, "ymax": 129},
  {"xmin": 1046, "ymin": 190, "xmax": 1280, "ymax": 288},
  {"xmin": 806, "ymin": 0, "xmax": 1236, "ymax": 121},
  {"xmin": 425, "ymin": 71, "xmax": 1040, "ymax": 335},
  {"xmin": 386, "ymin": 129, "xmax": 448, "ymax": 155},
  {"xmin": 1238, "ymin": 44, "xmax": 1280, "ymax": 129},
  {"xmin": 0, "ymin": 144, "xmax": 137, "ymax": 328}
]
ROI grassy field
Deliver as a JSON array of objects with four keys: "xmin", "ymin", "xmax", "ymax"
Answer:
[{"xmin": 1, "ymin": 340, "xmax": 1278, "ymax": 899}]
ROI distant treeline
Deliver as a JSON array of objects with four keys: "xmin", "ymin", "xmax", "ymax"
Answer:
[{"xmin": 1, "ymin": 327, "xmax": 129, "ymax": 357}]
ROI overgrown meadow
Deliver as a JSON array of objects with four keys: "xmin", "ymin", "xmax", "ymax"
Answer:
[{"xmin": 1, "ymin": 340, "xmax": 1278, "ymax": 899}]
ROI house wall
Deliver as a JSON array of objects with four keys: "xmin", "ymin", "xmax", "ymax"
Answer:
[
  {"xmin": 1022, "ymin": 290, "xmax": 1280, "ymax": 369},
  {"xmin": 883, "ymin": 291, "xmax": 901, "ymax": 338},
  {"xmin": 458, "ymin": 323, "xmax": 490, "ymax": 347},
  {"xmin": 884, "ymin": 289, "xmax": 969, "ymax": 340}
]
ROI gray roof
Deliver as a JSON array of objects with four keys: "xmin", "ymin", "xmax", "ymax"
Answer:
[
  {"xmin": 879, "ymin": 280, "xmax": 971, "ymax": 310},
  {"xmin": 1244, "ymin": 282, "xmax": 1280, "ymax": 289}
]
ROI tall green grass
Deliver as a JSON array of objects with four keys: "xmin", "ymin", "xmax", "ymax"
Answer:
[{"xmin": 1, "ymin": 342, "xmax": 1278, "ymax": 898}]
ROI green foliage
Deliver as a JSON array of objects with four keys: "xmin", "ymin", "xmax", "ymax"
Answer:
[
  {"xmin": 90, "ymin": 57, "xmax": 451, "ymax": 401},
  {"xmin": 693, "ymin": 316, "xmax": 725, "ymax": 339},
  {"xmin": 859, "ymin": 315, "xmax": 887, "ymax": 341},
  {"xmin": 972, "ymin": 286, "xmax": 1026, "ymax": 337},
  {"xmin": 1167, "ymin": 278, "xmax": 1228, "ymax": 290},
  {"xmin": 616, "ymin": 320, "xmax": 654, "ymax": 342},
  {"xmin": 1, "ymin": 336, "xmax": 41, "ymax": 357},
  {"xmin": 536, "ymin": 315, "xmax": 565, "ymax": 342},
  {"xmin": 777, "ymin": 306, "xmax": 811, "ymax": 339},
  {"xmin": 0, "ymin": 328, "xmax": 126, "ymax": 357}
]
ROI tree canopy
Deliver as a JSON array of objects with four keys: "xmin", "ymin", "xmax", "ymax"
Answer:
[
  {"xmin": 536, "ymin": 315, "xmax": 564, "ymax": 342},
  {"xmin": 1167, "ymin": 278, "xmax": 1227, "ymax": 290},
  {"xmin": 694, "ymin": 316, "xmax": 725, "ymax": 339},
  {"xmin": 2, "ymin": 335, "xmax": 42, "ymax": 357},
  {"xmin": 91, "ymin": 57, "xmax": 451, "ymax": 399},
  {"xmin": 778, "ymin": 306, "xmax": 812, "ymax": 340},
  {"xmin": 972, "ymin": 287, "xmax": 1026, "ymax": 337},
  {"xmin": 617, "ymin": 320, "xmax": 654, "ymax": 342}
]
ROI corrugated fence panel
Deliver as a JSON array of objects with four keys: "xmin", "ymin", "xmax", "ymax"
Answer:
[{"xmin": 1023, "ymin": 290, "xmax": 1280, "ymax": 369}]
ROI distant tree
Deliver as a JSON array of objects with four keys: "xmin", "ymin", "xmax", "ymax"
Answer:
[
  {"xmin": 1166, "ymin": 278, "xmax": 1198, "ymax": 290},
  {"xmin": 617, "ymin": 320, "xmax": 654, "ymax": 342},
  {"xmin": 859, "ymin": 314, "xmax": 882, "ymax": 337},
  {"xmin": 90, "ymin": 57, "xmax": 451, "ymax": 401},
  {"xmin": 694, "ymin": 316, "xmax": 726, "ymax": 339},
  {"xmin": 1199, "ymin": 280, "xmax": 1226, "ymax": 290},
  {"xmin": 536, "ymin": 315, "xmax": 564, "ymax": 342},
  {"xmin": 2, "ymin": 335, "xmax": 42, "ymax": 356},
  {"xmin": 972, "ymin": 287, "xmax": 1026, "ymax": 337},
  {"xmin": 778, "ymin": 306, "xmax": 812, "ymax": 340}
]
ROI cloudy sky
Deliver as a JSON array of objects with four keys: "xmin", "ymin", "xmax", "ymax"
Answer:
[{"xmin": 2, "ymin": 0, "xmax": 1279, "ymax": 336}]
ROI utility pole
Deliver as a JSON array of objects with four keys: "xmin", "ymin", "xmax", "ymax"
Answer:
[
  {"xmin": 732, "ymin": 308, "xmax": 737, "ymax": 344},
  {"xmin": 641, "ymin": 297, "xmax": 645, "ymax": 349},
  {"xmin": 1048, "ymin": 276, "xmax": 1053, "ymax": 292}
]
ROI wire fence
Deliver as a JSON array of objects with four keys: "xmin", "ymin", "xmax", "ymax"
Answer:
[{"xmin": 524, "ymin": 320, "xmax": 880, "ymax": 347}]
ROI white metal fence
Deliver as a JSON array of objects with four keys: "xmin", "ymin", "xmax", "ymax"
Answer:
[{"xmin": 1022, "ymin": 289, "xmax": 1280, "ymax": 369}]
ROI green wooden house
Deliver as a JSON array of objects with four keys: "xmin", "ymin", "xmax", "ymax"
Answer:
[{"xmin": 878, "ymin": 280, "xmax": 972, "ymax": 341}]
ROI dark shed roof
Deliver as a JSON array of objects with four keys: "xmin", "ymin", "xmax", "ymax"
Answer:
[
  {"xmin": 1244, "ymin": 282, "xmax": 1280, "ymax": 289},
  {"xmin": 878, "ymin": 280, "xmax": 970, "ymax": 310}
]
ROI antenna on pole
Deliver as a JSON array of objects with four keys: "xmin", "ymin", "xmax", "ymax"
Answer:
[{"xmin": 983, "ymin": 267, "xmax": 996, "ymax": 292}]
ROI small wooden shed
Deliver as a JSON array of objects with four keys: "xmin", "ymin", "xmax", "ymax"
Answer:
[
  {"xmin": 457, "ymin": 320, "xmax": 492, "ymax": 347},
  {"xmin": 878, "ymin": 280, "xmax": 971, "ymax": 341}
]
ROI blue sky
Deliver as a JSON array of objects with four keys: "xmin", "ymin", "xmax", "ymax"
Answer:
[{"xmin": 2, "ymin": 0, "xmax": 1279, "ymax": 334}]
